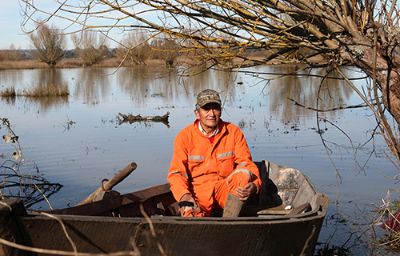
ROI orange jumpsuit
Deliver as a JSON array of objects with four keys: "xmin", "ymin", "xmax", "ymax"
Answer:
[{"xmin": 168, "ymin": 120, "xmax": 261, "ymax": 215}]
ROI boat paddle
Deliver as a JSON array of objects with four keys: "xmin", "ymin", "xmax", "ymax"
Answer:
[{"xmin": 77, "ymin": 162, "xmax": 137, "ymax": 205}]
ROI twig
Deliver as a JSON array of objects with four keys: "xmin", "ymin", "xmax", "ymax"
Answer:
[
  {"xmin": 288, "ymin": 98, "xmax": 370, "ymax": 112},
  {"xmin": 0, "ymin": 201, "xmax": 12, "ymax": 211},
  {"xmin": 321, "ymin": 118, "xmax": 354, "ymax": 147},
  {"xmin": 0, "ymin": 236, "xmax": 137, "ymax": 256},
  {"xmin": 33, "ymin": 183, "xmax": 54, "ymax": 210},
  {"xmin": 315, "ymin": 72, "xmax": 342, "ymax": 183},
  {"xmin": 39, "ymin": 212, "xmax": 78, "ymax": 254},
  {"xmin": 1, "ymin": 117, "xmax": 62, "ymax": 208},
  {"xmin": 139, "ymin": 204, "xmax": 167, "ymax": 256}
]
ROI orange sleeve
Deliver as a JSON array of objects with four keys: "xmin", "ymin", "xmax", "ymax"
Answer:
[
  {"xmin": 233, "ymin": 128, "xmax": 262, "ymax": 192},
  {"xmin": 168, "ymin": 130, "xmax": 191, "ymax": 202}
]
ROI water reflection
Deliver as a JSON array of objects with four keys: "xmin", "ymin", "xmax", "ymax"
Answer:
[
  {"xmin": 266, "ymin": 66, "xmax": 353, "ymax": 123},
  {"xmin": 25, "ymin": 69, "xmax": 69, "ymax": 112},
  {"xmin": 117, "ymin": 66, "xmax": 174, "ymax": 106},
  {"xmin": 0, "ymin": 164, "xmax": 63, "ymax": 209},
  {"xmin": 74, "ymin": 68, "xmax": 110, "ymax": 106},
  {"xmin": 177, "ymin": 65, "xmax": 237, "ymax": 98},
  {"xmin": 0, "ymin": 70, "xmax": 22, "ymax": 92},
  {"xmin": 0, "ymin": 66, "xmax": 355, "ymax": 125},
  {"xmin": 0, "ymin": 66, "xmax": 396, "ymax": 255},
  {"xmin": 0, "ymin": 69, "xmax": 69, "ymax": 111},
  {"xmin": 116, "ymin": 66, "xmax": 238, "ymax": 107}
]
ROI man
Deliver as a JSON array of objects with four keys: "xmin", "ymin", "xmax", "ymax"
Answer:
[{"xmin": 168, "ymin": 89, "xmax": 261, "ymax": 217}]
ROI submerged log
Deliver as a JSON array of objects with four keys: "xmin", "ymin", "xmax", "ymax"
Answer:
[{"xmin": 118, "ymin": 112, "xmax": 170, "ymax": 127}]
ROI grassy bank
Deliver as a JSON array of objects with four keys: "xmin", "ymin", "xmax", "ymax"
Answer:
[{"xmin": 0, "ymin": 57, "xmax": 202, "ymax": 70}]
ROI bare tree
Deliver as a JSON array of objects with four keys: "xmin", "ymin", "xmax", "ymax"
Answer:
[
  {"xmin": 71, "ymin": 31, "xmax": 108, "ymax": 66},
  {"xmin": 151, "ymin": 36, "xmax": 180, "ymax": 68},
  {"xmin": 30, "ymin": 23, "xmax": 65, "ymax": 66},
  {"xmin": 117, "ymin": 30, "xmax": 151, "ymax": 65},
  {"xmin": 18, "ymin": 0, "xmax": 400, "ymax": 159}
]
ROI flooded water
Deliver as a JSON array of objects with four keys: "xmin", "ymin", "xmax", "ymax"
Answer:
[{"xmin": 0, "ymin": 65, "xmax": 398, "ymax": 255}]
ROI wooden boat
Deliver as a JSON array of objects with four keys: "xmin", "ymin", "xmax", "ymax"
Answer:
[{"xmin": 0, "ymin": 160, "xmax": 329, "ymax": 256}]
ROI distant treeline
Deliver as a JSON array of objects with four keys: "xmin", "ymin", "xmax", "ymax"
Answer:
[
  {"xmin": 0, "ymin": 48, "xmax": 113, "ymax": 61},
  {"xmin": 0, "ymin": 24, "xmax": 267, "ymax": 69}
]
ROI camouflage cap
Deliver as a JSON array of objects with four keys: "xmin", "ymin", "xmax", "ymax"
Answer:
[{"xmin": 196, "ymin": 89, "xmax": 221, "ymax": 107}]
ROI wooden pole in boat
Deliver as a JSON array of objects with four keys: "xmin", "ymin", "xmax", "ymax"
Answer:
[
  {"xmin": 0, "ymin": 199, "xmax": 27, "ymax": 256},
  {"xmin": 78, "ymin": 162, "xmax": 137, "ymax": 205}
]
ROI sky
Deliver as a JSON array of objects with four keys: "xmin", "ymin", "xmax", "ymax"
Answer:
[
  {"xmin": 0, "ymin": 1, "xmax": 149, "ymax": 50},
  {"xmin": 0, "ymin": 2, "xmax": 27, "ymax": 49}
]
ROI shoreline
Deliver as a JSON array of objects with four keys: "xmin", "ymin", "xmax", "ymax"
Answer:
[{"xmin": 0, "ymin": 54, "xmax": 293, "ymax": 71}]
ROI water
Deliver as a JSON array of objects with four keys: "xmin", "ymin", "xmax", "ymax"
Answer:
[{"xmin": 0, "ymin": 65, "xmax": 398, "ymax": 255}]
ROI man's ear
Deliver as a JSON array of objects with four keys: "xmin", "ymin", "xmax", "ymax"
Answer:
[{"xmin": 194, "ymin": 109, "xmax": 200, "ymax": 120}]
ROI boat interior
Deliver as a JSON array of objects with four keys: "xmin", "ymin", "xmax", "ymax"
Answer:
[{"xmin": 49, "ymin": 160, "xmax": 328, "ymax": 219}]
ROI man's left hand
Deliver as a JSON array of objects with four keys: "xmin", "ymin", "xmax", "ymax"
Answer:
[{"xmin": 236, "ymin": 182, "xmax": 257, "ymax": 201}]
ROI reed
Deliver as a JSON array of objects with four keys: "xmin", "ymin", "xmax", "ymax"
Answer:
[
  {"xmin": 23, "ymin": 84, "xmax": 69, "ymax": 97},
  {"xmin": 1, "ymin": 85, "xmax": 69, "ymax": 99},
  {"xmin": 0, "ymin": 87, "xmax": 16, "ymax": 97}
]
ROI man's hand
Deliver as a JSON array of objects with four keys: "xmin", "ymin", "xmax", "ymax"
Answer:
[
  {"xmin": 236, "ymin": 182, "xmax": 257, "ymax": 201},
  {"xmin": 179, "ymin": 193, "xmax": 203, "ymax": 217}
]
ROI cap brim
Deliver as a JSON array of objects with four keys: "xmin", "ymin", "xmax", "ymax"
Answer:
[{"xmin": 198, "ymin": 100, "xmax": 221, "ymax": 107}]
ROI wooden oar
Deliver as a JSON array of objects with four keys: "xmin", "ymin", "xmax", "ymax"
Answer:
[{"xmin": 77, "ymin": 162, "xmax": 137, "ymax": 206}]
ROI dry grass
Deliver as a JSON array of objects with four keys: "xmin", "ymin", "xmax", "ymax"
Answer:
[
  {"xmin": 375, "ymin": 200, "xmax": 400, "ymax": 252},
  {"xmin": 0, "ymin": 55, "xmax": 219, "ymax": 70},
  {"xmin": 1, "ymin": 85, "xmax": 69, "ymax": 98},
  {"xmin": 0, "ymin": 87, "xmax": 16, "ymax": 97},
  {"xmin": 378, "ymin": 231, "xmax": 400, "ymax": 252},
  {"xmin": 56, "ymin": 58, "xmax": 84, "ymax": 68},
  {"xmin": 0, "ymin": 60, "xmax": 48, "ymax": 70},
  {"xmin": 22, "ymin": 84, "xmax": 69, "ymax": 97}
]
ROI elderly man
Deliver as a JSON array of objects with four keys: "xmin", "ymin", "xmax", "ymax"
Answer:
[{"xmin": 168, "ymin": 89, "xmax": 261, "ymax": 217}]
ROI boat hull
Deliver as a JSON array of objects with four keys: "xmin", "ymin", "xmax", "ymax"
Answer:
[
  {"xmin": 17, "ymin": 212, "xmax": 326, "ymax": 256},
  {"xmin": 1, "ymin": 160, "xmax": 329, "ymax": 256}
]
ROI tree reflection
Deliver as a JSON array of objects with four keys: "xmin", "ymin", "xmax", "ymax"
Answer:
[
  {"xmin": 25, "ymin": 69, "xmax": 69, "ymax": 112},
  {"xmin": 265, "ymin": 65, "xmax": 354, "ymax": 124},
  {"xmin": 116, "ymin": 65, "xmax": 237, "ymax": 107},
  {"xmin": 177, "ymin": 65, "xmax": 237, "ymax": 104},
  {"xmin": 117, "ymin": 66, "xmax": 172, "ymax": 106},
  {"xmin": 73, "ymin": 67, "xmax": 110, "ymax": 106},
  {"xmin": 0, "ymin": 69, "xmax": 68, "ymax": 111}
]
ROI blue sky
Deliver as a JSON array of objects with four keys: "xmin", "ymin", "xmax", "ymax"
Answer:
[
  {"xmin": 0, "ymin": 2, "xmax": 28, "ymax": 49},
  {"xmin": 0, "ymin": 1, "xmax": 180, "ymax": 50},
  {"xmin": 0, "ymin": 1, "xmax": 147, "ymax": 50}
]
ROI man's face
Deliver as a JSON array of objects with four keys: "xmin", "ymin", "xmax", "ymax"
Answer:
[{"xmin": 195, "ymin": 103, "xmax": 222, "ymax": 131}]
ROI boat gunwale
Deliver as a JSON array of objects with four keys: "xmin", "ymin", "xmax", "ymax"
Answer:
[
  {"xmin": 21, "ymin": 211, "xmax": 326, "ymax": 225},
  {"xmin": 42, "ymin": 160, "xmax": 329, "ymax": 221}
]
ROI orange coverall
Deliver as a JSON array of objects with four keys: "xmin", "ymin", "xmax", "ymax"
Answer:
[{"xmin": 168, "ymin": 120, "xmax": 261, "ymax": 215}]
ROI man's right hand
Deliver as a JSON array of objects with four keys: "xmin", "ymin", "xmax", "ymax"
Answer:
[{"xmin": 178, "ymin": 193, "xmax": 203, "ymax": 217}]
